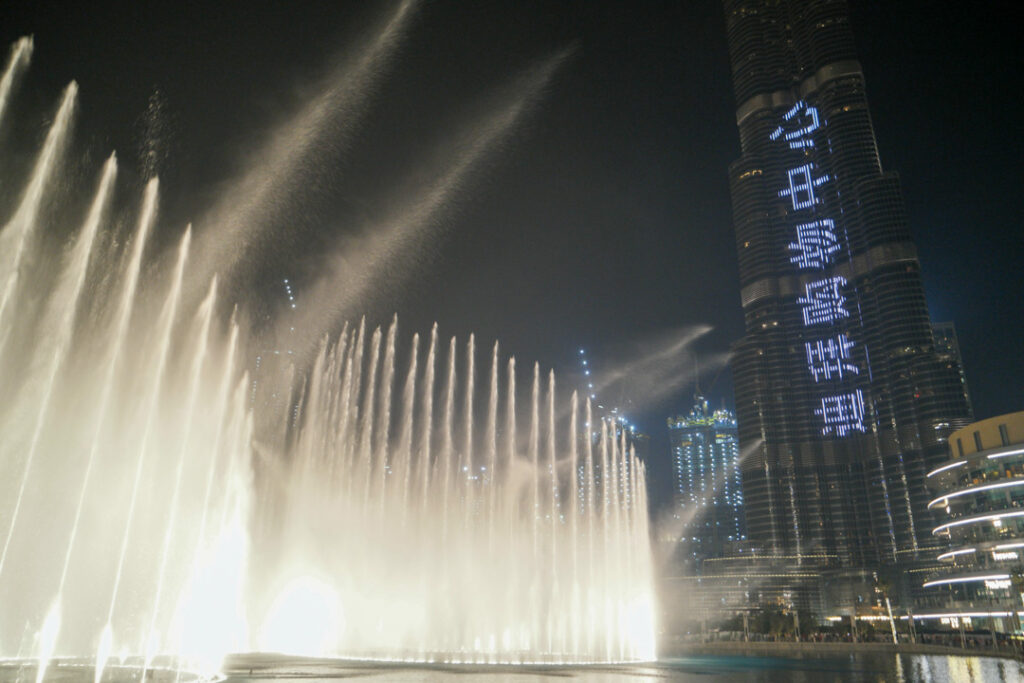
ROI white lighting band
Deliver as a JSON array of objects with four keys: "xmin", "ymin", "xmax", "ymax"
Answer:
[
  {"xmin": 927, "ymin": 460, "xmax": 966, "ymax": 478},
  {"xmin": 994, "ymin": 542, "xmax": 1024, "ymax": 551},
  {"xmin": 936, "ymin": 547, "xmax": 976, "ymax": 561},
  {"xmin": 988, "ymin": 447, "xmax": 1024, "ymax": 460},
  {"xmin": 922, "ymin": 573, "xmax": 1009, "ymax": 588},
  {"xmin": 900, "ymin": 612, "xmax": 1020, "ymax": 621},
  {"xmin": 932, "ymin": 510, "xmax": 1024, "ymax": 535},
  {"xmin": 928, "ymin": 478, "xmax": 1024, "ymax": 509}
]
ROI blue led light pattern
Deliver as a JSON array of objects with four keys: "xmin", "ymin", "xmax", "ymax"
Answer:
[
  {"xmin": 772, "ymin": 101, "xmax": 868, "ymax": 436},
  {"xmin": 815, "ymin": 390, "xmax": 867, "ymax": 437},
  {"xmin": 789, "ymin": 219, "xmax": 840, "ymax": 269},
  {"xmin": 805, "ymin": 334, "xmax": 859, "ymax": 382},
  {"xmin": 770, "ymin": 101, "xmax": 821, "ymax": 149},
  {"xmin": 797, "ymin": 277, "xmax": 850, "ymax": 326},
  {"xmin": 778, "ymin": 164, "xmax": 830, "ymax": 211}
]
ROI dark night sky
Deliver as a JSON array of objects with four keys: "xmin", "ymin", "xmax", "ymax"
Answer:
[{"xmin": 1, "ymin": 1, "xmax": 1021, "ymax": 467}]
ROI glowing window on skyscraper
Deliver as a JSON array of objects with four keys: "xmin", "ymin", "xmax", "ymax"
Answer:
[
  {"xmin": 789, "ymin": 219, "xmax": 840, "ymax": 269},
  {"xmin": 797, "ymin": 276, "xmax": 850, "ymax": 326},
  {"xmin": 815, "ymin": 390, "xmax": 867, "ymax": 437},
  {"xmin": 805, "ymin": 334, "xmax": 859, "ymax": 382}
]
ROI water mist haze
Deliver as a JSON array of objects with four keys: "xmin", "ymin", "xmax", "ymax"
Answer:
[{"xmin": 0, "ymin": 6, "xmax": 658, "ymax": 678}]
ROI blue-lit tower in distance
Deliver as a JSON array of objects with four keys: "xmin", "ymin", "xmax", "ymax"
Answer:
[{"xmin": 668, "ymin": 396, "xmax": 745, "ymax": 560}]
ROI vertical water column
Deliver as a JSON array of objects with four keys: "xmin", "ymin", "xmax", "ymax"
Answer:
[
  {"xmin": 0, "ymin": 82, "xmax": 77, "ymax": 348},
  {"xmin": 374, "ymin": 317, "xmax": 398, "ymax": 522},
  {"xmin": 0, "ymin": 37, "xmax": 33, "ymax": 127},
  {"xmin": 545, "ymin": 370, "xmax": 559, "ymax": 654},
  {"xmin": 396, "ymin": 333, "xmax": 418, "ymax": 528},
  {"xmin": 142, "ymin": 278, "xmax": 219, "ymax": 669},
  {"xmin": 97, "ymin": 226, "xmax": 192, "ymax": 683}
]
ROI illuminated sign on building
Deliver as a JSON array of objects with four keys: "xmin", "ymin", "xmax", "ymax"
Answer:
[
  {"xmin": 770, "ymin": 101, "xmax": 821, "ymax": 149},
  {"xmin": 805, "ymin": 334, "xmax": 859, "ymax": 382},
  {"xmin": 771, "ymin": 101, "xmax": 867, "ymax": 436},
  {"xmin": 789, "ymin": 219, "xmax": 841, "ymax": 269}
]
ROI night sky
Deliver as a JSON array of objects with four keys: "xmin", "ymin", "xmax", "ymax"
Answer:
[{"xmin": 1, "ymin": 2, "xmax": 1021, "ymax": 470}]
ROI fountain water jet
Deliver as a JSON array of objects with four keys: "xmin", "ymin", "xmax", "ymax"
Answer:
[
  {"xmin": 0, "ymin": 32, "xmax": 656, "ymax": 678},
  {"xmin": 0, "ymin": 36, "xmax": 32, "ymax": 127},
  {"xmin": 258, "ymin": 326, "xmax": 657, "ymax": 663}
]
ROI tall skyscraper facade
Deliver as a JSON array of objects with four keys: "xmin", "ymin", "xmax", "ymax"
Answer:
[
  {"xmin": 669, "ymin": 397, "xmax": 746, "ymax": 560},
  {"xmin": 722, "ymin": 0, "xmax": 973, "ymax": 580}
]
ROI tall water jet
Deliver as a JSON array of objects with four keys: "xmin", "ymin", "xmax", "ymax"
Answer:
[
  {"xmin": 188, "ymin": 0, "xmax": 421, "ymax": 299},
  {"xmin": 0, "ymin": 150, "xmax": 115, "ymax": 581},
  {"xmin": 0, "ymin": 80, "xmax": 77, "ymax": 355},
  {"xmin": 0, "ymin": 36, "xmax": 32, "ymax": 127},
  {"xmin": 259, "ymin": 323, "xmax": 657, "ymax": 663}
]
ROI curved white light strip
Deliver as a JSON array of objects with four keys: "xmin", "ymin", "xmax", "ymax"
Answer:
[
  {"xmin": 927, "ymin": 460, "xmax": 966, "ymax": 478},
  {"xmin": 936, "ymin": 547, "xmax": 976, "ymax": 562},
  {"xmin": 994, "ymin": 541, "xmax": 1024, "ymax": 551},
  {"xmin": 922, "ymin": 573, "xmax": 1009, "ymax": 588},
  {"xmin": 988, "ymin": 447, "xmax": 1024, "ymax": 460},
  {"xmin": 932, "ymin": 510, "xmax": 1024, "ymax": 535},
  {"xmin": 901, "ymin": 611, "xmax": 1019, "ymax": 620},
  {"xmin": 928, "ymin": 478, "xmax": 1024, "ymax": 509}
]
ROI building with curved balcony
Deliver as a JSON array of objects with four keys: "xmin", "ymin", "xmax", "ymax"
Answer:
[{"xmin": 922, "ymin": 411, "xmax": 1024, "ymax": 630}]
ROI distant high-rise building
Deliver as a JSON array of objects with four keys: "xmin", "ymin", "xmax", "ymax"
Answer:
[
  {"xmin": 572, "ymin": 346, "xmax": 646, "ymax": 512},
  {"xmin": 932, "ymin": 322, "xmax": 972, "ymax": 412},
  {"xmin": 668, "ymin": 397, "xmax": 745, "ymax": 560},
  {"xmin": 722, "ymin": 0, "xmax": 974, "ymax": 588}
]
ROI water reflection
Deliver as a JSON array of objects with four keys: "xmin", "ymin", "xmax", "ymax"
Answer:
[
  {"xmin": 214, "ymin": 653, "xmax": 1024, "ymax": 683},
  {"xmin": 2, "ymin": 653, "xmax": 1022, "ymax": 682}
]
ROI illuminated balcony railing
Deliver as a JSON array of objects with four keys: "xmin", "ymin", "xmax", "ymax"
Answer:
[
  {"xmin": 932, "ymin": 510, "xmax": 1024, "ymax": 536},
  {"xmin": 928, "ymin": 477, "xmax": 1024, "ymax": 509}
]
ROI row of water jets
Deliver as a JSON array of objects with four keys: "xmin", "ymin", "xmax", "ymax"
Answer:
[
  {"xmin": 256, "ymin": 321, "xmax": 657, "ymax": 663},
  {"xmin": 0, "ymin": 35, "xmax": 655, "ymax": 680}
]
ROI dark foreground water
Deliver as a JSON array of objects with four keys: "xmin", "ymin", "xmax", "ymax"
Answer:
[{"xmin": 3, "ymin": 653, "xmax": 1023, "ymax": 682}]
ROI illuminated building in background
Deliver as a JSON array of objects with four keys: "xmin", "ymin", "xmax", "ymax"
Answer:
[
  {"xmin": 919, "ymin": 412, "xmax": 1024, "ymax": 631},
  {"xmin": 574, "ymin": 347, "xmax": 646, "ymax": 512},
  {"xmin": 932, "ymin": 322, "xmax": 972, "ymax": 413},
  {"xmin": 722, "ymin": 0, "xmax": 973, "ymax": 593},
  {"xmin": 251, "ymin": 278, "xmax": 300, "ymax": 439},
  {"xmin": 668, "ymin": 397, "xmax": 745, "ymax": 560}
]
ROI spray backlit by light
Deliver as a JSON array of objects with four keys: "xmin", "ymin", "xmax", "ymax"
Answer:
[{"xmin": 0, "ymin": 20, "xmax": 657, "ymax": 679}]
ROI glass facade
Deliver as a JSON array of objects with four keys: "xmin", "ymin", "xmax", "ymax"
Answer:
[{"xmin": 722, "ymin": 0, "xmax": 974, "ymax": 582}]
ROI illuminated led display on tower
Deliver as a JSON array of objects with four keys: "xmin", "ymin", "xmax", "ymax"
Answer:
[
  {"xmin": 796, "ymin": 276, "xmax": 850, "ymax": 326},
  {"xmin": 788, "ymin": 219, "xmax": 840, "ymax": 269},
  {"xmin": 769, "ymin": 101, "xmax": 821, "ymax": 149},
  {"xmin": 778, "ymin": 164, "xmax": 830, "ymax": 210},
  {"xmin": 815, "ymin": 390, "xmax": 866, "ymax": 437},
  {"xmin": 772, "ymin": 101, "xmax": 867, "ymax": 436},
  {"xmin": 805, "ymin": 334, "xmax": 858, "ymax": 382}
]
